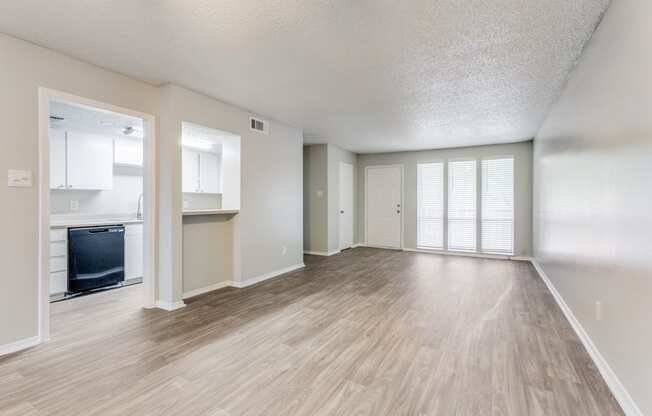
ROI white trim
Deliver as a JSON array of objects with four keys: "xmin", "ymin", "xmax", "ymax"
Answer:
[
  {"xmin": 233, "ymin": 263, "xmax": 305, "ymax": 288},
  {"xmin": 304, "ymin": 250, "xmax": 339, "ymax": 256},
  {"xmin": 37, "ymin": 88, "xmax": 158, "ymax": 347},
  {"xmin": 0, "ymin": 336, "xmax": 41, "ymax": 356},
  {"xmin": 155, "ymin": 300, "xmax": 187, "ymax": 311},
  {"xmin": 404, "ymin": 247, "xmax": 515, "ymax": 260},
  {"xmin": 182, "ymin": 281, "xmax": 232, "ymax": 299},
  {"xmin": 351, "ymin": 243, "xmax": 362, "ymax": 248},
  {"xmin": 530, "ymin": 259, "xmax": 643, "ymax": 416}
]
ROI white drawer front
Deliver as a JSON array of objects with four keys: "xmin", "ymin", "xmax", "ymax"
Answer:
[
  {"xmin": 50, "ymin": 241, "xmax": 67, "ymax": 257},
  {"xmin": 50, "ymin": 228, "xmax": 67, "ymax": 242},
  {"xmin": 50, "ymin": 271, "xmax": 67, "ymax": 295},
  {"xmin": 125, "ymin": 223, "xmax": 143, "ymax": 236},
  {"xmin": 50, "ymin": 256, "xmax": 67, "ymax": 273}
]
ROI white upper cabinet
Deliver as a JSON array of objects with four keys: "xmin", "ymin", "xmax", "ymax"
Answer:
[
  {"xmin": 49, "ymin": 128, "xmax": 67, "ymax": 189},
  {"xmin": 66, "ymin": 131, "xmax": 114, "ymax": 190},
  {"xmin": 199, "ymin": 152, "xmax": 221, "ymax": 194},
  {"xmin": 182, "ymin": 148, "xmax": 200, "ymax": 193},
  {"xmin": 182, "ymin": 147, "xmax": 222, "ymax": 194},
  {"xmin": 114, "ymin": 137, "xmax": 143, "ymax": 166}
]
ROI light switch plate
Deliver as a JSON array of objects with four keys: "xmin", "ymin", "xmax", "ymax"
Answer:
[
  {"xmin": 70, "ymin": 200, "xmax": 79, "ymax": 212},
  {"xmin": 316, "ymin": 190, "xmax": 324, "ymax": 199},
  {"xmin": 8, "ymin": 169, "xmax": 33, "ymax": 187}
]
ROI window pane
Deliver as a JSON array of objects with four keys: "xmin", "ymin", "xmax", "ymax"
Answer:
[
  {"xmin": 481, "ymin": 158, "xmax": 514, "ymax": 254},
  {"xmin": 417, "ymin": 162, "xmax": 444, "ymax": 249},
  {"xmin": 448, "ymin": 160, "xmax": 476, "ymax": 251}
]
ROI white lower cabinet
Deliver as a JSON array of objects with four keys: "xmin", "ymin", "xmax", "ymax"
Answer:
[
  {"xmin": 49, "ymin": 228, "xmax": 68, "ymax": 296},
  {"xmin": 125, "ymin": 224, "xmax": 143, "ymax": 280},
  {"xmin": 50, "ymin": 271, "xmax": 68, "ymax": 295}
]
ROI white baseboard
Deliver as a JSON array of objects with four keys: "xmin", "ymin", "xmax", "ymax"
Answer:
[
  {"xmin": 232, "ymin": 263, "xmax": 305, "ymax": 288},
  {"xmin": 403, "ymin": 247, "xmax": 519, "ymax": 260},
  {"xmin": 182, "ymin": 281, "xmax": 233, "ymax": 299},
  {"xmin": 530, "ymin": 259, "xmax": 643, "ymax": 416},
  {"xmin": 0, "ymin": 335, "xmax": 40, "ymax": 356},
  {"xmin": 155, "ymin": 300, "xmax": 187, "ymax": 311},
  {"xmin": 304, "ymin": 250, "xmax": 339, "ymax": 256}
]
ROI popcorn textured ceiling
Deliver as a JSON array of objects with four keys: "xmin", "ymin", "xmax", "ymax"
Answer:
[{"xmin": 0, "ymin": 1, "xmax": 610, "ymax": 153}]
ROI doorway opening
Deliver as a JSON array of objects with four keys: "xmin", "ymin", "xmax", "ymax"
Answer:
[{"xmin": 38, "ymin": 88, "xmax": 156, "ymax": 343}]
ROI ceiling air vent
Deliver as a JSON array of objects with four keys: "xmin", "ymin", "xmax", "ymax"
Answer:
[{"xmin": 249, "ymin": 117, "xmax": 269, "ymax": 135}]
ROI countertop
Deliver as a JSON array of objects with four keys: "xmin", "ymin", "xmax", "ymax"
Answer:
[
  {"xmin": 182, "ymin": 209, "xmax": 239, "ymax": 216},
  {"xmin": 50, "ymin": 217, "xmax": 144, "ymax": 228}
]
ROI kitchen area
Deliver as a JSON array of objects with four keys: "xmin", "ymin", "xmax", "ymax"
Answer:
[
  {"xmin": 48, "ymin": 101, "xmax": 146, "ymax": 301},
  {"xmin": 46, "ymin": 100, "xmax": 242, "ymax": 305}
]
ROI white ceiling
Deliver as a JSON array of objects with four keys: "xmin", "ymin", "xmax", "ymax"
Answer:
[
  {"xmin": 0, "ymin": 1, "xmax": 609, "ymax": 153},
  {"xmin": 182, "ymin": 122, "xmax": 236, "ymax": 154},
  {"xmin": 49, "ymin": 100, "xmax": 143, "ymax": 139}
]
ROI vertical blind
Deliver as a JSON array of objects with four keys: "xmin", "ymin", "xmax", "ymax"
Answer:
[
  {"xmin": 417, "ymin": 162, "xmax": 444, "ymax": 249},
  {"xmin": 448, "ymin": 160, "xmax": 477, "ymax": 251},
  {"xmin": 481, "ymin": 158, "xmax": 514, "ymax": 253}
]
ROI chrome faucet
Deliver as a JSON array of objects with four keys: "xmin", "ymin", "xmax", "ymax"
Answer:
[{"xmin": 136, "ymin": 193, "xmax": 144, "ymax": 220}]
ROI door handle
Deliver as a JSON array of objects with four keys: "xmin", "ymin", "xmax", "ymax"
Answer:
[{"xmin": 340, "ymin": 210, "xmax": 344, "ymax": 214}]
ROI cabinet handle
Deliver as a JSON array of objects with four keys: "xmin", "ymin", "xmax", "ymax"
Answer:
[{"xmin": 67, "ymin": 185, "xmax": 73, "ymax": 188}]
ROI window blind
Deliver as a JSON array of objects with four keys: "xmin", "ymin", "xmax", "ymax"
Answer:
[
  {"xmin": 481, "ymin": 158, "xmax": 514, "ymax": 254},
  {"xmin": 417, "ymin": 162, "xmax": 444, "ymax": 249},
  {"xmin": 448, "ymin": 160, "xmax": 477, "ymax": 251}
]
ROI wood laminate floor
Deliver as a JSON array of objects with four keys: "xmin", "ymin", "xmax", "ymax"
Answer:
[{"xmin": 0, "ymin": 248, "xmax": 622, "ymax": 415}]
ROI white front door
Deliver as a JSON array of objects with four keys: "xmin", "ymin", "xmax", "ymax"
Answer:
[
  {"xmin": 366, "ymin": 165, "xmax": 402, "ymax": 248},
  {"xmin": 339, "ymin": 162, "xmax": 354, "ymax": 250}
]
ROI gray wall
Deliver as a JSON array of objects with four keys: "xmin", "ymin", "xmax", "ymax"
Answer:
[
  {"xmin": 0, "ymin": 34, "xmax": 304, "ymax": 348},
  {"xmin": 532, "ymin": 0, "xmax": 651, "ymax": 413},
  {"xmin": 327, "ymin": 144, "xmax": 359, "ymax": 252},
  {"xmin": 303, "ymin": 143, "xmax": 359, "ymax": 254},
  {"xmin": 358, "ymin": 141, "xmax": 533, "ymax": 256},
  {"xmin": 182, "ymin": 215, "xmax": 233, "ymax": 294},
  {"xmin": 0, "ymin": 33, "xmax": 160, "ymax": 346},
  {"xmin": 303, "ymin": 145, "xmax": 328, "ymax": 252},
  {"xmin": 158, "ymin": 84, "xmax": 304, "ymax": 306}
]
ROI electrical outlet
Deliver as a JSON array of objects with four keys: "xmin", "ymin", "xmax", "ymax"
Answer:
[
  {"xmin": 595, "ymin": 301, "xmax": 602, "ymax": 321},
  {"xmin": 183, "ymin": 200, "xmax": 189, "ymax": 209},
  {"xmin": 70, "ymin": 200, "xmax": 79, "ymax": 212},
  {"xmin": 282, "ymin": 245, "xmax": 287, "ymax": 255}
]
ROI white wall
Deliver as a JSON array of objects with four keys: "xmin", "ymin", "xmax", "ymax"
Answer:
[
  {"xmin": 51, "ymin": 169, "xmax": 143, "ymax": 216},
  {"xmin": 357, "ymin": 141, "xmax": 533, "ymax": 256},
  {"xmin": 533, "ymin": 0, "xmax": 650, "ymax": 413},
  {"xmin": 0, "ymin": 34, "xmax": 304, "ymax": 349}
]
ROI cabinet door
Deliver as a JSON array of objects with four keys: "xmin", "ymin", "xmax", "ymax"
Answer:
[
  {"xmin": 66, "ymin": 131, "xmax": 114, "ymax": 190},
  {"xmin": 114, "ymin": 137, "xmax": 143, "ymax": 166},
  {"xmin": 125, "ymin": 224, "xmax": 143, "ymax": 280},
  {"xmin": 49, "ymin": 129, "xmax": 67, "ymax": 189},
  {"xmin": 182, "ymin": 148, "xmax": 200, "ymax": 193},
  {"xmin": 199, "ymin": 152, "xmax": 221, "ymax": 194}
]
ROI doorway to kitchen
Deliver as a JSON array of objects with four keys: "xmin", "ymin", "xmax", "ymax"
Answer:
[{"xmin": 38, "ymin": 88, "xmax": 156, "ymax": 343}]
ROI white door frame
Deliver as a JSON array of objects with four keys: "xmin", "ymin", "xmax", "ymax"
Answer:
[
  {"xmin": 338, "ymin": 162, "xmax": 354, "ymax": 250},
  {"xmin": 37, "ymin": 87, "xmax": 157, "ymax": 343},
  {"xmin": 364, "ymin": 164, "xmax": 404, "ymax": 249}
]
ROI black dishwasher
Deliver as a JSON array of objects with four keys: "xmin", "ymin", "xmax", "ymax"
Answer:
[{"xmin": 68, "ymin": 225, "xmax": 125, "ymax": 293}]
